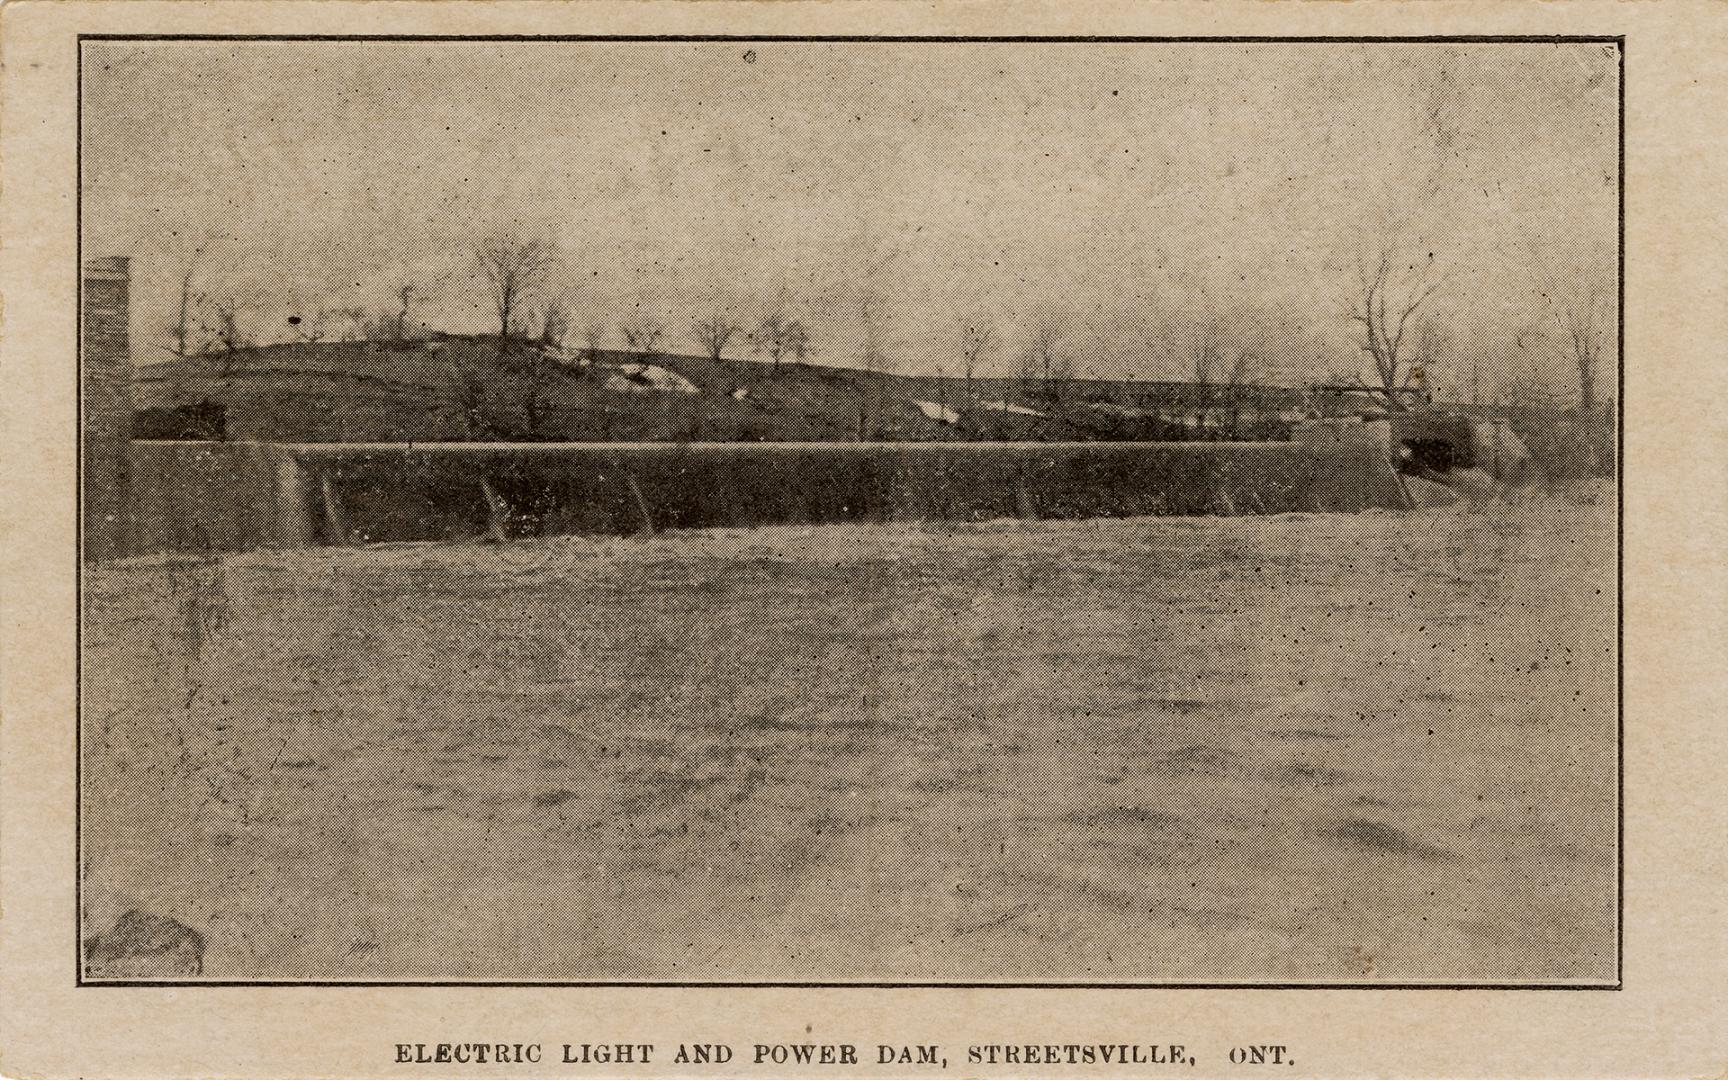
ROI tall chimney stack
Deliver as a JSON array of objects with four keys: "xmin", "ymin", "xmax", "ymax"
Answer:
[{"xmin": 82, "ymin": 256, "xmax": 132, "ymax": 561}]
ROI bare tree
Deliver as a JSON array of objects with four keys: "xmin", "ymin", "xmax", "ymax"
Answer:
[
  {"xmin": 1225, "ymin": 345, "xmax": 1257, "ymax": 386},
  {"xmin": 621, "ymin": 315, "xmax": 665, "ymax": 354},
  {"xmin": 202, "ymin": 294, "xmax": 254, "ymax": 375},
  {"xmin": 472, "ymin": 232, "xmax": 556, "ymax": 341},
  {"xmin": 960, "ymin": 321, "xmax": 995, "ymax": 403},
  {"xmin": 1028, "ymin": 309, "xmax": 1066, "ymax": 386},
  {"xmin": 1023, "ymin": 308, "xmax": 1073, "ymax": 404},
  {"xmin": 1189, "ymin": 322, "xmax": 1222, "ymax": 384},
  {"xmin": 518, "ymin": 294, "xmax": 580, "ymax": 434},
  {"xmin": 392, "ymin": 283, "xmax": 421, "ymax": 343},
  {"xmin": 1216, "ymin": 341, "xmax": 1262, "ymax": 435},
  {"xmin": 537, "ymin": 294, "xmax": 570, "ymax": 349},
  {"xmin": 754, "ymin": 311, "xmax": 795, "ymax": 374},
  {"xmin": 579, "ymin": 320, "xmax": 608, "ymax": 363},
  {"xmin": 1348, "ymin": 251, "xmax": 1446, "ymax": 408},
  {"xmin": 1045, "ymin": 347, "xmax": 1076, "ymax": 396},
  {"xmin": 852, "ymin": 246, "xmax": 900, "ymax": 437},
  {"xmin": 166, "ymin": 245, "xmax": 207, "ymax": 358},
  {"xmin": 1557, "ymin": 283, "xmax": 1608, "ymax": 414},
  {"xmin": 1018, "ymin": 344, "xmax": 1041, "ymax": 389},
  {"xmin": 690, "ymin": 311, "xmax": 740, "ymax": 362}
]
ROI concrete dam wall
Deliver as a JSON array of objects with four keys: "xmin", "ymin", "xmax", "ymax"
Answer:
[{"xmin": 120, "ymin": 430, "xmax": 1410, "ymax": 558}]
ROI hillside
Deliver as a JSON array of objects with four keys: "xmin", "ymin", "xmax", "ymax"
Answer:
[{"xmin": 130, "ymin": 336, "xmax": 1312, "ymax": 445}]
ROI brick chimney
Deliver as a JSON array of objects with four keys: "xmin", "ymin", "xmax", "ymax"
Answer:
[{"xmin": 82, "ymin": 256, "xmax": 132, "ymax": 561}]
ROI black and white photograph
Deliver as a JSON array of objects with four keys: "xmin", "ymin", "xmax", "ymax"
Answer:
[{"xmin": 76, "ymin": 36, "xmax": 1619, "ymax": 987}]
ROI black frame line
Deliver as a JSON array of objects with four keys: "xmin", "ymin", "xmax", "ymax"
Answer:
[
  {"xmin": 83, "ymin": 980, "xmax": 1620, "ymax": 990},
  {"xmin": 75, "ymin": 32, "xmax": 1627, "ymax": 991},
  {"xmin": 79, "ymin": 34, "xmax": 1617, "ymax": 42}
]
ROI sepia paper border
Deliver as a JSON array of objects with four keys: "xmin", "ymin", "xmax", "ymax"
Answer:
[
  {"xmin": 4, "ymin": 2, "xmax": 1722, "ymax": 1077},
  {"xmin": 66, "ymin": 30, "xmax": 1628, "ymax": 993}
]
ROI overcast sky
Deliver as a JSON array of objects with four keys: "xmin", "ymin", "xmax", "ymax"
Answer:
[{"xmin": 83, "ymin": 40, "xmax": 1617, "ymax": 392}]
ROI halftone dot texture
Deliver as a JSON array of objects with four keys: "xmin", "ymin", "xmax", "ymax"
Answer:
[
  {"xmin": 82, "ymin": 504, "xmax": 1617, "ymax": 983},
  {"xmin": 83, "ymin": 40, "xmax": 1616, "ymax": 399},
  {"xmin": 79, "ymin": 39, "xmax": 1617, "ymax": 984}
]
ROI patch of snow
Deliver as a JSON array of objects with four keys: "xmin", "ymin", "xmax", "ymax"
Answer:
[
  {"xmin": 913, "ymin": 400, "xmax": 961, "ymax": 425},
  {"xmin": 731, "ymin": 387, "xmax": 750, "ymax": 401},
  {"xmin": 602, "ymin": 362, "xmax": 699, "ymax": 395},
  {"xmin": 979, "ymin": 400, "xmax": 1046, "ymax": 418},
  {"xmin": 621, "ymin": 362, "xmax": 700, "ymax": 394},
  {"xmin": 604, "ymin": 374, "xmax": 649, "ymax": 395}
]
